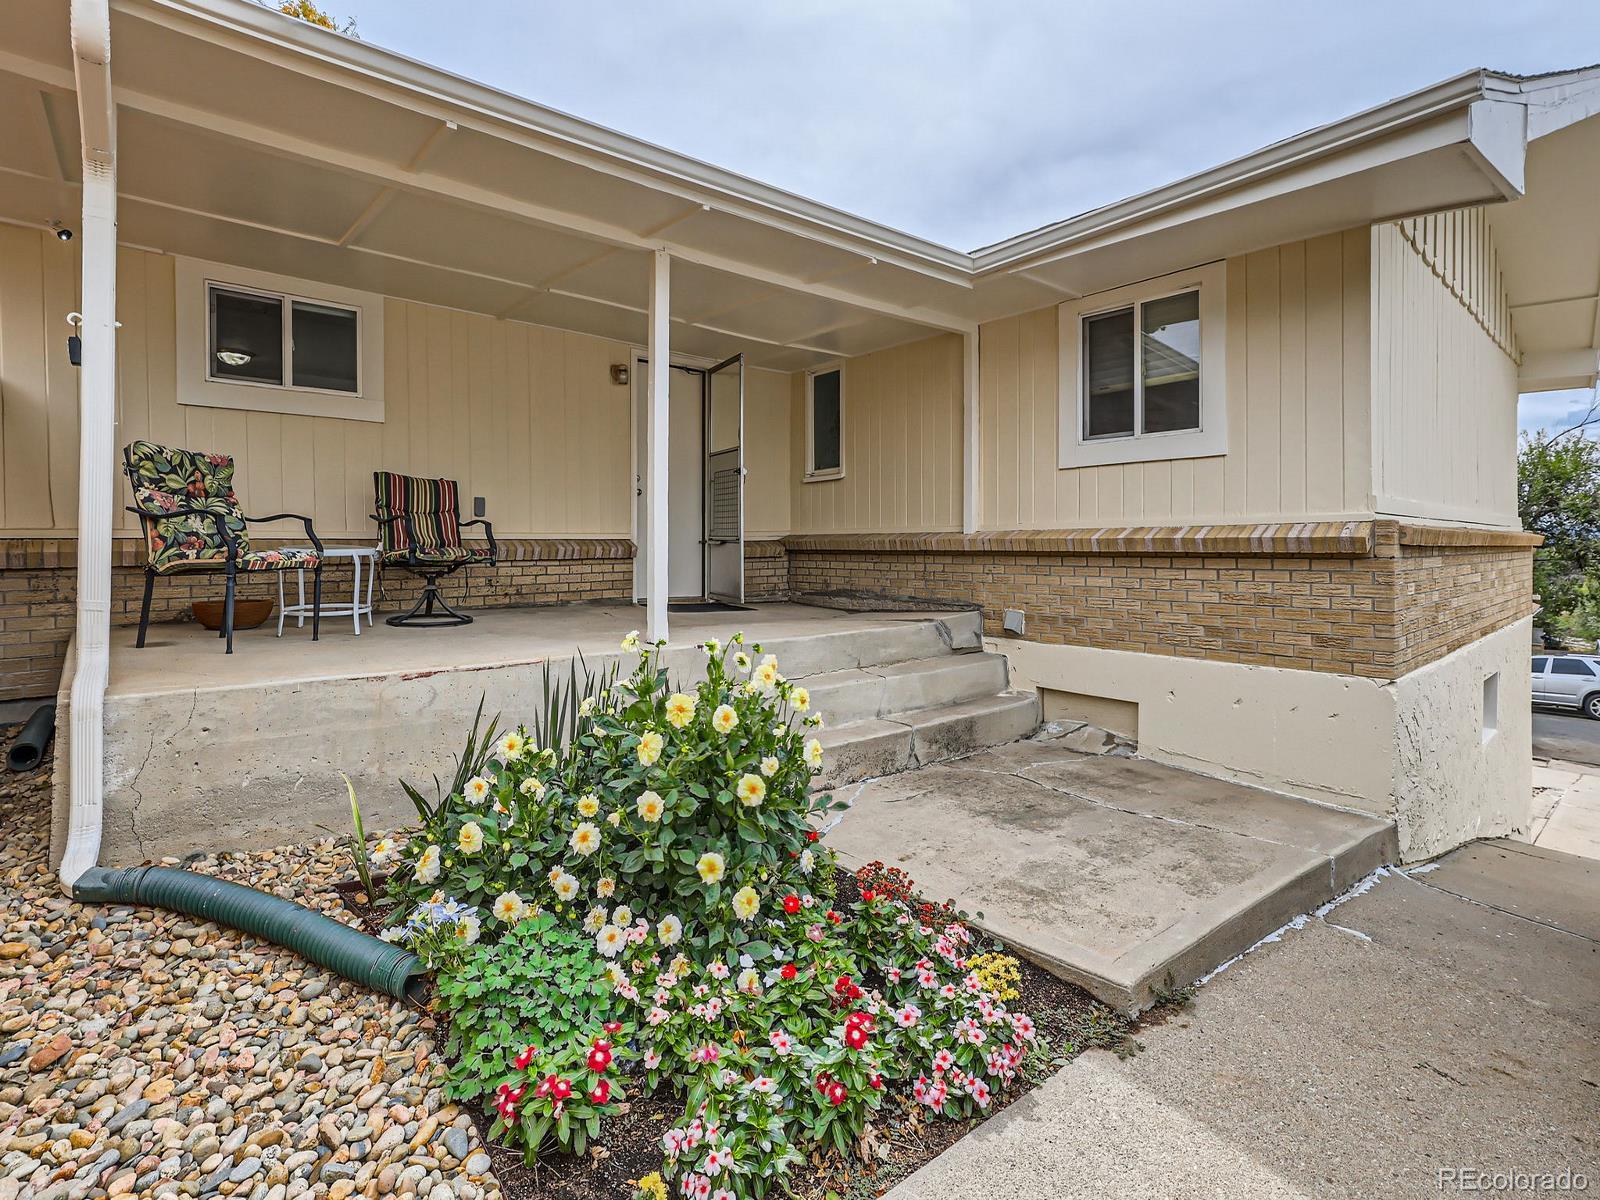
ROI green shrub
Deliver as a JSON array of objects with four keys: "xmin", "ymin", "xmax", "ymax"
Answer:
[{"xmin": 434, "ymin": 913, "xmax": 615, "ymax": 1103}]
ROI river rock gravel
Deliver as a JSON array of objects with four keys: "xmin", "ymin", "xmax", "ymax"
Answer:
[{"xmin": 0, "ymin": 749, "xmax": 503, "ymax": 1200}]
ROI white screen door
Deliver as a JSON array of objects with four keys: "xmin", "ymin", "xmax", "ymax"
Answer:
[{"xmin": 704, "ymin": 354, "xmax": 744, "ymax": 602}]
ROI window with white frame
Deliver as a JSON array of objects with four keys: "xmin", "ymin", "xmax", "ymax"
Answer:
[
  {"xmin": 806, "ymin": 365, "xmax": 844, "ymax": 480},
  {"xmin": 176, "ymin": 257, "xmax": 385, "ymax": 422},
  {"xmin": 208, "ymin": 285, "xmax": 359, "ymax": 394},
  {"xmin": 1058, "ymin": 262, "xmax": 1226, "ymax": 468}
]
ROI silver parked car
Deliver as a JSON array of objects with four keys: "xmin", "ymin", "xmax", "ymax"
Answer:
[{"xmin": 1531, "ymin": 655, "xmax": 1600, "ymax": 719}]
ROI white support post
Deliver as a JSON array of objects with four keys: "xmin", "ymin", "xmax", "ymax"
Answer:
[
  {"xmin": 59, "ymin": 0, "xmax": 116, "ymax": 891},
  {"xmin": 962, "ymin": 328, "xmax": 980, "ymax": 536},
  {"xmin": 645, "ymin": 249, "xmax": 671, "ymax": 645}
]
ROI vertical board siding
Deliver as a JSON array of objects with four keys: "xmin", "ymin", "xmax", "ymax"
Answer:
[
  {"xmin": 5, "ymin": 240, "xmax": 795, "ymax": 544},
  {"xmin": 1372, "ymin": 212, "xmax": 1519, "ymax": 527},
  {"xmin": 980, "ymin": 231, "xmax": 1373, "ymax": 530},
  {"xmin": 790, "ymin": 333, "xmax": 963, "ymax": 534},
  {"xmin": 0, "ymin": 226, "xmax": 80, "ymax": 533}
]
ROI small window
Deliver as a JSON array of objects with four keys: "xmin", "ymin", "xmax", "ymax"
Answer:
[
  {"xmin": 806, "ymin": 366, "xmax": 843, "ymax": 480},
  {"xmin": 1059, "ymin": 261, "xmax": 1225, "ymax": 469},
  {"xmin": 207, "ymin": 284, "xmax": 359, "ymax": 395},
  {"xmin": 1552, "ymin": 659, "xmax": 1595, "ymax": 677},
  {"xmin": 1082, "ymin": 289, "xmax": 1200, "ymax": 441},
  {"xmin": 1482, "ymin": 672, "xmax": 1499, "ymax": 744},
  {"xmin": 1532, "ymin": 657, "xmax": 1549, "ymax": 673}
]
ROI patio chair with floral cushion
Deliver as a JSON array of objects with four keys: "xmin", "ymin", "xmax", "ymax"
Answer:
[
  {"xmin": 123, "ymin": 440, "xmax": 324, "ymax": 654},
  {"xmin": 371, "ymin": 471, "xmax": 496, "ymax": 626}
]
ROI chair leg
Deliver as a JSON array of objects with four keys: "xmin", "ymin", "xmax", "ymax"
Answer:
[
  {"xmin": 223, "ymin": 566, "xmax": 236, "ymax": 655},
  {"xmin": 136, "ymin": 570, "xmax": 155, "ymax": 649},
  {"xmin": 312, "ymin": 564, "xmax": 323, "ymax": 641}
]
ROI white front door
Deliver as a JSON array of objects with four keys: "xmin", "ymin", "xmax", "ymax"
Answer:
[{"xmin": 634, "ymin": 363, "xmax": 704, "ymax": 601}]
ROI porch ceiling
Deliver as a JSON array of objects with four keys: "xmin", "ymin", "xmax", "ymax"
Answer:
[{"xmin": 0, "ymin": 0, "xmax": 973, "ymax": 372}]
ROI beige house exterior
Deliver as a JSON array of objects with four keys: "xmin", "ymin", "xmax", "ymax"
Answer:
[{"xmin": 2, "ymin": 0, "xmax": 1599, "ymax": 878}]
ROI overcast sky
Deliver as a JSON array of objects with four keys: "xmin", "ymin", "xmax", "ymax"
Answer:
[{"xmin": 315, "ymin": 0, "xmax": 1600, "ymax": 433}]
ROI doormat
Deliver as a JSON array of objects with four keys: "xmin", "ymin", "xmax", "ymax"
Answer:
[{"xmin": 667, "ymin": 601, "xmax": 753, "ymax": 613}]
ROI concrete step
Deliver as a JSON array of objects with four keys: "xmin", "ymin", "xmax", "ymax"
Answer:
[
  {"xmin": 824, "ymin": 738, "xmax": 1399, "ymax": 1013},
  {"xmin": 815, "ymin": 692, "xmax": 1042, "ymax": 789},
  {"xmin": 805, "ymin": 653, "xmax": 1011, "ymax": 727},
  {"xmin": 736, "ymin": 610, "xmax": 983, "ymax": 679}
]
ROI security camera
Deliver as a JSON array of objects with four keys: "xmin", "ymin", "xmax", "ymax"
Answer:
[{"xmin": 51, "ymin": 223, "xmax": 72, "ymax": 241}]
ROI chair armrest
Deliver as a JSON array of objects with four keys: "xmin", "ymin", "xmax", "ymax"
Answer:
[
  {"xmin": 458, "ymin": 517, "xmax": 497, "ymax": 562},
  {"xmin": 242, "ymin": 511, "xmax": 324, "ymax": 556},
  {"xmin": 370, "ymin": 510, "xmax": 420, "ymax": 555}
]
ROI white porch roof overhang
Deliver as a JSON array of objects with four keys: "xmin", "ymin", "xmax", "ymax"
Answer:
[
  {"xmin": 0, "ymin": 0, "xmax": 978, "ymax": 375},
  {"xmin": 3, "ymin": 3, "xmax": 1595, "ymax": 372}
]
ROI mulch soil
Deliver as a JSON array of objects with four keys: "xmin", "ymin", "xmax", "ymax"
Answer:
[{"xmin": 332, "ymin": 870, "xmax": 1161, "ymax": 1200}]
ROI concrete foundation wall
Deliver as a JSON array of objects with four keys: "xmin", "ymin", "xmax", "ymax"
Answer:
[
  {"xmin": 1390, "ymin": 617, "xmax": 1531, "ymax": 860},
  {"xmin": 995, "ymin": 618, "xmax": 1532, "ymax": 861}
]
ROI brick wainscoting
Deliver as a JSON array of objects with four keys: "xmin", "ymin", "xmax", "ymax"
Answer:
[
  {"xmin": 0, "ymin": 538, "xmax": 634, "ymax": 702},
  {"xmin": 743, "ymin": 540, "xmax": 790, "ymax": 602},
  {"xmin": 783, "ymin": 521, "xmax": 1538, "ymax": 682}
]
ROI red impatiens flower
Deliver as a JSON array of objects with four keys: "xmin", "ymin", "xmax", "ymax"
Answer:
[
  {"xmin": 513, "ymin": 1044, "xmax": 539, "ymax": 1071},
  {"xmin": 833, "ymin": 974, "xmax": 863, "ymax": 1001},
  {"xmin": 589, "ymin": 1079, "xmax": 611, "ymax": 1105},
  {"xmin": 603, "ymin": 1021, "xmax": 623, "ymax": 1035},
  {"xmin": 780, "ymin": 963, "xmax": 798, "ymax": 980},
  {"xmin": 826, "ymin": 1080, "xmax": 848, "ymax": 1107},
  {"xmin": 869, "ymin": 1072, "xmax": 884, "ymax": 1090},
  {"xmin": 826, "ymin": 910, "xmax": 842, "ymax": 925},
  {"xmin": 587, "ymin": 1040, "xmax": 613, "ymax": 1073},
  {"xmin": 551, "ymin": 1077, "xmax": 573, "ymax": 1101},
  {"xmin": 806, "ymin": 830, "xmax": 820, "ymax": 842},
  {"xmin": 861, "ymin": 889, "xmax": 877, "ymax": 903},
  {"xmin": 782, "ymin": 894, "xmax": 802, "ymax": 915},
  {"xmin": 843, "ymin": 1024, "xmax": 870, "ymax": 1051}
]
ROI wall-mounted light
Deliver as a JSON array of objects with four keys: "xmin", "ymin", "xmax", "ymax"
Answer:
[
  {"xmin": 50, "ymin": 221, "xmax": 72, "ymax": 242},
  {"xmin": 610, "ymin": 363, "xmax": 630, "ymax": 386},
  {"xmin": 216, "ymin": 350, "xmax": 254, "ymax": 367}
]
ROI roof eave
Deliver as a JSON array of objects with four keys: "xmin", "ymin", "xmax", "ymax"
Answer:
[{"xmin": 970, "ymin": 69, "xmax": 1512, "ymax": 275}]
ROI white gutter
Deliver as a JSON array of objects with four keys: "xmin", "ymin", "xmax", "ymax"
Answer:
[{"xmin": 58, "ymin": 0, "xmax": 117, "ymax": 891}]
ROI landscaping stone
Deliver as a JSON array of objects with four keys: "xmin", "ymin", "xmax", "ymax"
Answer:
[{"xmin": 0, "ymin": 754, "xmax": 502, "ymax": 1200}]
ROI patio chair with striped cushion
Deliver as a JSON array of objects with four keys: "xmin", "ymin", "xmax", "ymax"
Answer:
[
  {"xmin": 371, "ymin": 472, "xmax": 497, "ymax": 626},
  {"xmin": 123, "ymin": 439, "xmax": 324, "ymax": 654}
]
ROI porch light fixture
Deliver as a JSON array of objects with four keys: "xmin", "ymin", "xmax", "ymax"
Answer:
[
  {"xmin": 51, "ymin": 221, "xmax": 72, "ymax": 241},
  {"xmin": 610, "ymin": 363, "xmax": 630, "ymax": 386}
]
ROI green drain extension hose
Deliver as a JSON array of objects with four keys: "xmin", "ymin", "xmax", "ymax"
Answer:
[{"xmin": 72, "ymin": 865, "xmax": 426, "ymax": 1001}]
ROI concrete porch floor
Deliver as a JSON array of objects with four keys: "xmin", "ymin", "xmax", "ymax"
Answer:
[
  {"xmin": 825, "ymin": 732, "xmax": 1397, "ymax": 1011},
  {"xmin": 104, "ymin": 601, "xmax": 963, "ymax": 698},
  {"xmin": 70, "ymin": 601, "xmax": 989, "ymax": 866}
]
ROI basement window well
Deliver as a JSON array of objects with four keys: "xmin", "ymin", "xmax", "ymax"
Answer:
[{"xmin": 1482, "ymin": 672, "xmax": 1499, "ymax": 744}]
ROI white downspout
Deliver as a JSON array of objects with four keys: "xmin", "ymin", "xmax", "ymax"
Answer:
[
  {"xmin": 645, "ymin": 249, "xmax": 670, "ymax": 646},
  {"xmin": 58, "ymin": 0, "xmax": 117, "ymax": 891}
]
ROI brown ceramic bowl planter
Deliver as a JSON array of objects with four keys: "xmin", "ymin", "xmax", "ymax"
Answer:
[{"xmin": 192, "ymin": 599, "xmax": 274, "ymax": 631}]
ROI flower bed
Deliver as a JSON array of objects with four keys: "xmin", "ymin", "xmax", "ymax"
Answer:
[{"xmin": 347, "ymin": 634, "xmax": 1133, "ymax": 1199}]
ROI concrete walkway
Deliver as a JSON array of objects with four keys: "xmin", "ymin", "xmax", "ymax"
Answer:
[
  {"xmin": 1525, "ymin": 759, "xmax": 1600, "ymax": 859},
  {"xmin": 825, "ymin": 732, "xmax": 1395, "ymax": 1010},
  {"xmin": 889, "ymin": 839, "xmax": 1600, "ymax": 1199}
]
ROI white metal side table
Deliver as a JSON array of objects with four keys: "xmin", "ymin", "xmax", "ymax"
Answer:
[{"xmin": 277, "ymin": 546, "xmax": 377, "ymax": 636}]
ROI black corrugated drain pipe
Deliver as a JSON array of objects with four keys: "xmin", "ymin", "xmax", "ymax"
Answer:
[{"xmin": 72, "ymin": 864, "xmax": 426, "ymax": 1002}]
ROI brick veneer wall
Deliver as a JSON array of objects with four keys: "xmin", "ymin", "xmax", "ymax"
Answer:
[
  {"xmin": 0, "ymin": 538, "xmax": 634, "ymax": 702},
  {"xmin": 743, "ymin": 540, "xmax": 789, "ymax": 601},
  {"xmin": 782, "ymin": 520, "xmax": 1537, "ymax": 683}
]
